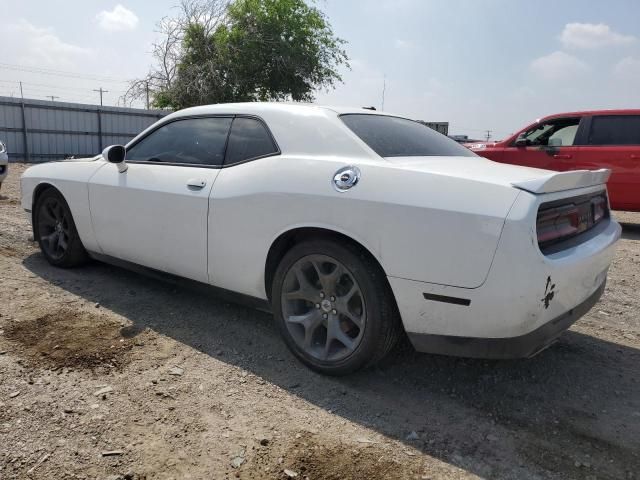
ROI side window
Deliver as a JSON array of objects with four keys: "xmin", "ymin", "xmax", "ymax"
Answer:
[
  {"xmin": 518, "ymin": 118, "xmax": 580, "ymax": 147},
  {"xmin": 548, "ymin": 124, "xmax": 578, "ymax": 147},
  {"xmin": 225, "ymin": 117, "xmax": 278, "ymax": 165},
  {"xmin": 589, "ymin": 115, "xmax": 640, "ymax": 146},
  {"xmin": 126, "ymin": 117, "xmax": 232, "ymax": 166}
]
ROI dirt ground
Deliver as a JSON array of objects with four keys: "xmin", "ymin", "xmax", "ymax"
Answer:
[{"xmin": 1, "ymin": 163, "xmax": 639, "ymax": 480}]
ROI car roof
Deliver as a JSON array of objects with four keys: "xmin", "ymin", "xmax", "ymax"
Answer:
[
  {"xmin": 165, "ymin": 102, "xmax": 400, "ymax": 120},
  {"xmin": 541, "ymin": 109, "xmax": 640, "ymax": 121},
  {"xmin": 130, "ymin": 102, "xmax": 406, "ymax": 160}
]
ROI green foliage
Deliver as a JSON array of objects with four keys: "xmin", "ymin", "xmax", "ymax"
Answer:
[{"xmin": 154, "ymin": 0, "xmax": 349, "ymax": 109}]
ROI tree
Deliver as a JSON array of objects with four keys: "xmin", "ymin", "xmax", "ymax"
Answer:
[
  {"xmin": 123, "ymin": 0, "xmax": 348, "ymax": 109},
  {"xmin": 123, "ymin": 0, "xmax": 230, "ymax": 108}
]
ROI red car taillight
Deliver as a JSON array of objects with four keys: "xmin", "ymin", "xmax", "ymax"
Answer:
[{"xmin": 537, "ymin": 192, "xmax": 609, "ymax": 251}]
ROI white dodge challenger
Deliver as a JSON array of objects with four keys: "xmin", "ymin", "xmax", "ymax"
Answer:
[{"xmin": 21, "ymin": 103, "xmax": 621, "ymax": 374}]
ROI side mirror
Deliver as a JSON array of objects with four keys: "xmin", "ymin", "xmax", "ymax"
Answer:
[
  {"xmin": 514, "ymin": 135, "xmax": 528, "ymax": 147},
  {"xmin": 102, "ymin": 145, "xmax": 127, "ymax": 173}
]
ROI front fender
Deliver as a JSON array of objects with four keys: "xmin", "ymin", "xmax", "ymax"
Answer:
[{"xmin": 21, "ymin": 160, "xmax": 106, "ymax": 253}]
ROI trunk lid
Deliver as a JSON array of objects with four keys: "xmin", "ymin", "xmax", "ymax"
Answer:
[{"xmin": 386, "ymin": 156, "xmax": 610, "ymax": 194}]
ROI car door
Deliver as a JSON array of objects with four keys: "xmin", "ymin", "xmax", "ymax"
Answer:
[
  {"xmin": 88, "ymin": 116, "xmax": 233, "ymax": 283},
  {"xmin": 574, "ymin": 114, "xmax": 640, "ymax": 211},
  {"xmin": 207, "ymin": 116, "xmax": 281, "ymax": 294},
  {"xmin": 500, "ymin": 117, "xmax": 583, "ymax": 170}
]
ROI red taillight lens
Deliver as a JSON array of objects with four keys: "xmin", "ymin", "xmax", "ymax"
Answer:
[
  {"xmin": 536, "ymin": 192, "xmax": 609, "ymax": 251},
  {"xmin": 592, "ymin": 196, "xmax": 606, "ymax": 223},
  {"xmin": 537, "ymin": 205, "xmax": 580, "ymax": 244}
]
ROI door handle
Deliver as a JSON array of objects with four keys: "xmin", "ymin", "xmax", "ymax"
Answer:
[
  {"xmin": 631, "ymin": 154, "xmax": 639, "ymax": 160},
  {"xmin": 186, "ymin": 178, "xmax": 207, "ymax": 189},
  {"xmin": 553, "ymin": 154, "xmax": 572, "ymax": 159}
]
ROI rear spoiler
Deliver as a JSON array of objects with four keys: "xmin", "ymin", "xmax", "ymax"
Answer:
[{"xmin": 511, "ymin": 169, "xmax": 611, "ymax": 194}]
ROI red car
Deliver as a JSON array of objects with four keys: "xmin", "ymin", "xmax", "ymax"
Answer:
[{"xmin": 468, "ymin": 110, "xmax": 640, "ymax": 211}]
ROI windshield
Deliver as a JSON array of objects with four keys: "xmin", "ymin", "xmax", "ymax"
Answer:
[{"xmin": 341, "ymin": 114, "xmax": 476, "ymax": 158}]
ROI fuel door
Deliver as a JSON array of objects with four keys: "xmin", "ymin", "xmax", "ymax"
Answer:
[{"xmin": 333, "ymin": 166, "xmax": 361, "ymax": 192}]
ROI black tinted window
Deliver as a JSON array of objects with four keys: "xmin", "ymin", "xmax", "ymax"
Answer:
[
  {"xmin": 589, "ymin": 115, "xmax": 640, "ymax": 146},
  {"xmin": 225, "ymin": 117, "xmax": 278, "ymax": 164},
  {"xmin": 127, "ymin": 117, "xmax": 232, "ymax": 165},
  {"xmin": 341, "ymin": 114, "xmax": 475, "ymax": 157}
]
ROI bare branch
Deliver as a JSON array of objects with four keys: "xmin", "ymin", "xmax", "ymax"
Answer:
[{"xmin": 120, "ymin": 0, "xmax": 230, "ymax": 108}]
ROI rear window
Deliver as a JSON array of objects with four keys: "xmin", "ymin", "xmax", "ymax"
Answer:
[
  {"xmin": 588, "ymin": 115, "xmax": 640, "ymax": 146},
  {"xmin": 340, "ymin": 114, "xmax": 476, "ymax": 157}
]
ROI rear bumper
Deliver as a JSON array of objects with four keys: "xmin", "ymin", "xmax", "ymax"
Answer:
[
  {"xmin": 407, "ymin": 279, "xmax": 605, "ymax": 359},
  {"xmin": 389, "ymin": 185, "xmax": 620, "ymax": 358}
]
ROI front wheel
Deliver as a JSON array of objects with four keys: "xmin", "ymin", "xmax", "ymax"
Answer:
[
  {"xmin": 272, "ymin": 239, "xmax": 403, "ymax": 375},
  {"xmin": 35, "ymin": 188, "xmax": 88, "ymax": 267}
]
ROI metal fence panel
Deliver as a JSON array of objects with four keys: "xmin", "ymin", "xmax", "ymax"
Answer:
[{"xmin": 0, "ymin": 96, "xmax": 169, "ymax": 162}]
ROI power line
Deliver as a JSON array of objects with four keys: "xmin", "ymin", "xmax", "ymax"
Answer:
[
  {"xmin": 0, "ymin": 62, "xmax": 131, "ymax": 84},
  {"xmin": 0, "ymin": 79, "xmax": 126, "ymax": 95},
  {"xmin": 0, "ymin": 88, "xmax": 146, "ymax": 109}
]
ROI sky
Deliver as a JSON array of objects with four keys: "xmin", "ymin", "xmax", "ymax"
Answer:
[{"xmin": 0, "ymin": 0, "xmax": 639, "ymax": 138}]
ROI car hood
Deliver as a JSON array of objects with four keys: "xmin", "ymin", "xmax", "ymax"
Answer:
[{"xmin": 54, "ymin": 156, "xmax": 101, "ymax": 163}]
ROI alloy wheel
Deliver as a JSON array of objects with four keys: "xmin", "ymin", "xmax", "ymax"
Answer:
[
  {"xmin": 38, "ymin": 196, "xmax": 71, "ymax": 261},
  {"xmin": 281, "ymin": 254, "xmax": 366, "ymax": 361}
]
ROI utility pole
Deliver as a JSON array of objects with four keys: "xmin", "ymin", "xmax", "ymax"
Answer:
[
  {"xmin": 93, "ymin": 87, "xmax": 108, "ymax": 106},
  {"xmin": 381, "ymin": 75, "xmax": 386, "ymax": 112},
  {"xmin": 47, "ymin": 95, "xmax": 60, "ymax": 102},
  {"xmin": 485, "ymin": 130, "xmax": 492, "ymax": 142},
  {"xmin": 145, "ymin": 81, "xmax": 150, "ymax": 110}
]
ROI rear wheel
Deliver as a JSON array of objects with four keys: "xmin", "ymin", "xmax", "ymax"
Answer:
[
  {"xmin": 272, "ymin": 239, "xmax": 403, "ymax": 375},
  {"xmin": 35, "ymin": 188, "xmax": 88, "ymax": 267}
]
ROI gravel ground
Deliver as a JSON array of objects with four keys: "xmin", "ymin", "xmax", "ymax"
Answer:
[{"xmin": 1, "ymin": 163, "xmax": 639, "ymax": 480}]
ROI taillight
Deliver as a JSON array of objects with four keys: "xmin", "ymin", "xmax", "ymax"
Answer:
[
  {"xmin": 592, "ymin": 195, "xmax": 606, "ymax": 223},
  {"xmin": 537, "ymin": 192, "xmax": 609, "ymax": 251},
  {"xmin": 537, "ymin": 205, "xmax": 581, "ymax": 245}
]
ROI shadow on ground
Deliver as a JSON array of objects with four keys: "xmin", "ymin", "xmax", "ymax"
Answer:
[
  {"xmin": 22, "ymin": 253, "xmax": 640, "ymax": 480},
  {"xmin": 620, "ymin": 222, "xmax": 640, "ymax": 241}
]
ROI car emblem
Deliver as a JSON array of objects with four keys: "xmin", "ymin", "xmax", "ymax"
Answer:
[{"xmin": 333, "ymin": 166, "xmax": 361, "ymax": 192}]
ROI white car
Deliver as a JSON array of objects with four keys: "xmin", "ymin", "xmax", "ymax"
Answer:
[
  {"xmin": 0, "ymin": 140, "xmax": 8, "ymax": 189},
  {"xmin": 20, "ymin": 103, "xmax": 621, "ymax": 374}
]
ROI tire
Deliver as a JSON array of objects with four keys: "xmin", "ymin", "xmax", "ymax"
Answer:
[
  {"xmin": 34, "ymin": 188, "xmax": 88, "ymax": 267},
  {"xmin": 272, "ymin": 238, "xmax": 403, "ymax": 375}
]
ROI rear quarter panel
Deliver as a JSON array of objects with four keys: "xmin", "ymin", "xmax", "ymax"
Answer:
[{"xmin": 208, "ymin": 155, "xmax": 520, "ymax": 299}]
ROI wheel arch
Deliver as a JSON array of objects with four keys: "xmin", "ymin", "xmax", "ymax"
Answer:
[
  {"xmin": 264, "ymin": 226, "xmax": 387, "ymax": 302},
  {"xmin": 31, "ymin": 182, "xmax": 59, "ymax": 235}
]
